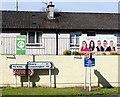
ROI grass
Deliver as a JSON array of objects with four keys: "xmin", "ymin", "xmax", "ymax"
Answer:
[{"xmin": 0, "ymin": 86, "xmax": 120, "ymax": 97}]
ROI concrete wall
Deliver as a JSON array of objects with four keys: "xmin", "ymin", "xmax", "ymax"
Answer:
[{"xmin": 0, "ymin": 55, "xmax": 118, "ymax": 88}]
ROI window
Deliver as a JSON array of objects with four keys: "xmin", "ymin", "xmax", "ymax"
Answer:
[
  {"xmin": 28, "ymin": 32, "xmax": 35, "ymax": 43},
  {"xmin": 70, "ymin": 32, "xmax": 81, "ymax": 48},
  {"xmin": 21, "ymin": 32, "xmax": 42, "ymax": 45},
  {"xmin": 116, "ymin": 33, "xmax": 120, "ymax": 44},
  {"xmin": 115, "ymin": 33, "xmax": 120, "ymax": 51},
  {"xmin": 87, "ymin": 31, "xmax": 96, "ymax": 36}
]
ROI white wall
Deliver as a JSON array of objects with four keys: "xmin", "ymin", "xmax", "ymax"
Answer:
[
  {"xmin": 0, "ymin": 32, "xmax": 57, "ymax": 55},
  {"xmin": 58, "ymin": 33, "xmax": 70, "ymax": 54},
  {"xmin": 43, "ymin": 33, "xmax": 56, "ymax": 55},
  {"xmin": 0, "ymin": 33, "xmax": 20, "ymax": 54},
  {"xmin": 25, "ymin": 32, "xmax": 56, "ymax": 55},
  {"xmin": 0, "ymin": 55, "xmax": 118, "ymax": 88},
  {"xmin": 0, "ymin": 32, "xmax": 118, "ymax": 55},
  {"xmin": 1, "ymin": 33, "xmax": 20, "ymax": 37}
]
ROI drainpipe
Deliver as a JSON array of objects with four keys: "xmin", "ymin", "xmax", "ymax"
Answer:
[{"xmin": 56, "ymin": 32, "xmax": 58, "ymax": 55}]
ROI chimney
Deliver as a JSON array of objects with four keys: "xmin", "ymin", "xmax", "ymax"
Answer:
[{"xmin": 47, "ymin": 2, "xmax": 55, "ymax": 19}]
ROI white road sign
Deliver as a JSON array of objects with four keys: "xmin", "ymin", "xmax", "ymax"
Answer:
[
  {"xmin": 10, "ymin": 64, "xmax": 27, "ymax": 69},
  {"xmin": 28, "ymin": 61, "xmax": 53, "ymax": 69}
]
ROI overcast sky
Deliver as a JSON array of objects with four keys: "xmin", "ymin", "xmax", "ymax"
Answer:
[{"xmin": 1, "ymin": 0, "xmax": 120, "ymax": 13}]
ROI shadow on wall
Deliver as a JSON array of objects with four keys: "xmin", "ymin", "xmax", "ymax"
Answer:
[
  {"xmin": 94, "ymin": 69, "xmax": 113, "ymax": 88},
  {"xmin": 21, "ymin": 67, "xmax": 59, "ymax": 88}
]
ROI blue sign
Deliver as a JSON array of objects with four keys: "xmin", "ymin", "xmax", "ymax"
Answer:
[{"xmin": 84, "ymin": 58, "xmax": 95, "ymax": 67}]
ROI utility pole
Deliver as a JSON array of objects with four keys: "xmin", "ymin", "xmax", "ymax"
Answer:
[{"xmin": 16, "ymin": 0, "xmax": 18, "ymax": 11}]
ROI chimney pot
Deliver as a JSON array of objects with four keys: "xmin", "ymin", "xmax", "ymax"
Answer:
[{"xmin": 47, "ymin": 2, "xmax": 55, "ymax": 19}]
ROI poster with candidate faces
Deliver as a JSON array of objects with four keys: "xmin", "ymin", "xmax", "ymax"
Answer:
[{"xmin": 79, "ymin": 34, "xmax": 117, "ymax": 52}]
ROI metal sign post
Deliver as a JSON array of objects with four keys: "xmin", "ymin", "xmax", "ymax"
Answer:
[
  {"xmin": 84, "ymin": 53, "xmax": 95, "ymax": 92},
  {"xmin": 28, "ymin": 76, "xmax": 30, "ymax": 88},
  {"xmin": 89, "ymin": 66, "xmax": 91, "ymax": 92},
  {"xmin": 49, "ymin": 69, "xmax": 52, "ymax": 87},
  {"xmin": 26, "ymin": 63, "xmax": 30, "ymax": 88},
  {"xmin": 84, "ymin": 67, "xmax": 87, "ymax": 89},
  {"xmin": 15, "ymin": 75, "xmax": 17, "ymax": 88},
  {"xmin": 10, "ymin": 61, "xmax": 54, "ymax": 88}
]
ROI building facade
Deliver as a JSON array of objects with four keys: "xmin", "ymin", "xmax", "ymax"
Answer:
[
  {"xmin": 1, "ymin": 2, "xmax": 120, "ymax": 55},
  {"xmin": 0, "ymin": 2, "xmax": 120, "ymax": 88}
]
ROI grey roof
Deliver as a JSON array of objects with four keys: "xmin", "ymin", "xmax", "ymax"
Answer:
[{"xmin": 2, "ymin": 11, "xmax": 119, "ymax": 30}]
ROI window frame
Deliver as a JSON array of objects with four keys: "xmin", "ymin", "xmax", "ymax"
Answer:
[
  {"xmin": 115, "ymin": 33, "xmax": 120, "ymax": 50},
  {"xmin": 21, "ymin": 32, "xmax": 43, "ymax": 46},
  {"xmin": 70, "ymin": 32, "xmax": 81, "ymax": 48},
  {"xmin": 87, "ymin": 31, "xmax": 96, "ymax": 36}
]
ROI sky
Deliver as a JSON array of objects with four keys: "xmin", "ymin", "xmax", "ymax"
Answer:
[{"xmin": 1, "ymin": 0, "xmax": 120, "ymax": 13}]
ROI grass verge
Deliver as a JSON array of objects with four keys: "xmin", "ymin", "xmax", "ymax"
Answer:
[{"xmin": 0, "ymin": 87, "xmax": 120, "ymax": 97}]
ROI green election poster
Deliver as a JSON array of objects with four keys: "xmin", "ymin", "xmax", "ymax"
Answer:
[{"xmin": 16, "ymin": 35, "xmax": 26, "ymax": 55}]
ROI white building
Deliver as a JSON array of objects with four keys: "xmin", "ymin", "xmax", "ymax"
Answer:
[{"xmin": 1, "ymin": 2, "xmax": 120, "ymax": 55}]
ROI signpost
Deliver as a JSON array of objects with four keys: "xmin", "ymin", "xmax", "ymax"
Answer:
[
  {"xmin": 27, "ymin": 61, "xmax": 53, "ymax": 87},
  {"xmin": 10, "ymin": 61, "xmax": 54, "ymax": 88},
  {"xmin": 13, "ymin": 69, "xmax": 34, "ymax": 76},
  {"xmin": 27, "ymin": 61, "xmax": 52, "ymax": 69},
  {"xmin": 84, "ymin": 55, "xmax": 95, "ymax": 92},
  {"xmin": 16, "ymin": 35, "xmax": 26, "ymax": 55},
  {"xmin": 10, "ymin": 62, "xmax": 53, "ymax": 70},
  {"xmin": 15, "ymin": 75, "xmax": 17, "ymax": 88},
  {"xmin": 10, "ymin": 64, "xmax": 27, "ymax": 69},
  {"xmin": 84, "ymin": 58, "xmax": 95, "ymax": 67}
]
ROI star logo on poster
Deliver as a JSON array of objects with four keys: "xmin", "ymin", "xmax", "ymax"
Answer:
[{"xmin": 17, "ymin": 41, "xmax": 25, "ymax": 49}]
